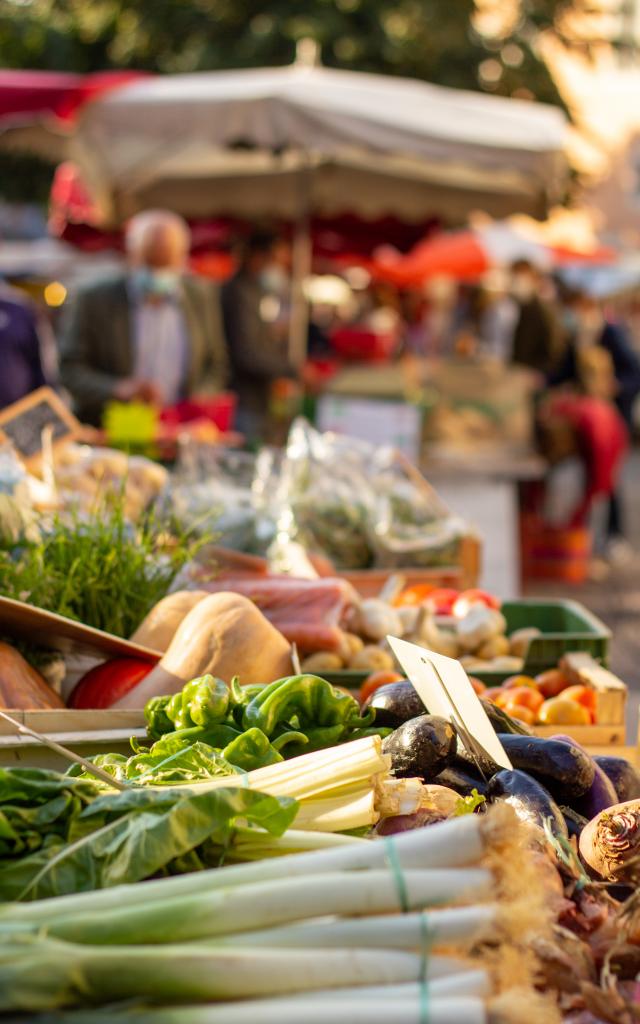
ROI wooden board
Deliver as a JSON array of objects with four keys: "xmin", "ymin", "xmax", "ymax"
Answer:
[
  {"xmin": 560, "ymin": 652, "xmax": 627, "ymax": 727},
  {"xmin": 0, "ymin": 387, "xmax": 80, "ymax": 470},
  {"xmin": 533, "ymin": 723, "xmax": 626, "ymax": 745},
  {"xmin": 0, "ymin": 596, "xmax": 161, "ymax": 662}
]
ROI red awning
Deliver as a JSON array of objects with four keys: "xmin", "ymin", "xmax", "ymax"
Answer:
[{"xmin": 0, "ymin": 70, "xmax": 147, "ymax": 125}]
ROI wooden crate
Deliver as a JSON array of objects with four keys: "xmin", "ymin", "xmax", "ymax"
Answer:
[
  {"xmin": 531, "ymin": 652, "xmax": 627, "ymax": 747},
  {"xmin": 0, "ymin": 709, "xmax": 146, "ymax": 770},
  {"xmin": 339, "ymin": 535, "xmax": 481, "ymax": 598}
]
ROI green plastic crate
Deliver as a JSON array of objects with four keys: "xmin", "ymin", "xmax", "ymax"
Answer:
[{"xmin": 325, "ymin": 598, "xmax": 611, "ymax": 692}]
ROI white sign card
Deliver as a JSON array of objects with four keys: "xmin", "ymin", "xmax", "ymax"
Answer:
[
  {"xmin": 387, "ymin": 635, "xmax": 512, "ymax": 771},
  {"xmin": 316, "ymin": 396, "xmax": 421, "ymax": 462}
]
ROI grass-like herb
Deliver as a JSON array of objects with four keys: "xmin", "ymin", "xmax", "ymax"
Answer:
[{"xmin": 0, "ymin": 491, "xmax": 207, "ymax": 639}]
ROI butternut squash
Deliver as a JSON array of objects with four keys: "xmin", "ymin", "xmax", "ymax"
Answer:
[
  {"xmin": 129, "ymin": 590, "xmax": 209, "ymax": 652},
  {"xmin": 114, "ymin": 592, "xmax": 293, "ymax": 709},
  {"xmin": 0, "ymin": 642, "xmax": 64, "ymax": 710}
]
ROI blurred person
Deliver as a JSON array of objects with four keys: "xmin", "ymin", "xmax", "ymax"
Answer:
[
  {"xmin": 0, "ymin": 280, "xmax": 48, "ymax": 409},
  {"xmin": 221, "ymin": 231, "xmax": 296, "ymax": 441},
  {"xmin": 404, "ymin": 276, "xmax": 457, "ymax": 357},
  {"xmin": 60, "ymin": 210, "xmax": 228, "ymax": 425},
  {"xmin": 549, "ymin": 289, "xmax": 640, "ymax": 548},
  {"xmin": 476, "ymin": 271, "xmax": 519, "ymax": 361},
  {"xmin": 510, "ymin": 259, "xmax": 564, "ymax": 374}
]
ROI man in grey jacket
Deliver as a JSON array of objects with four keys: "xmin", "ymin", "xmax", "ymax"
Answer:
[{"xmin": 60, "ymin": 210, "xmax": 228, "ymax": 425}]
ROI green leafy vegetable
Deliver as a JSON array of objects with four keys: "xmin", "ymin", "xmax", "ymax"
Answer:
[
  {"xmin": 0, "ymin": 491, "xmax": 206, "ymax": 638},
  {"xmin": 454, "ymin": 789, "xmax": 486, "ymax": 816},
  {"xmin": 1, "ymin": 784, "xmax": 297, "ymax": 901}
]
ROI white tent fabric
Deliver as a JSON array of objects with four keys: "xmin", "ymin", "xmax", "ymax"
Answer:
[{"xmin": 69, "ymin": 64, "xmax": 567, "ymax": 224}]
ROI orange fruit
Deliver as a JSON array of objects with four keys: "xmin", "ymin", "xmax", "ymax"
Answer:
[
  {"xmin": 501, "ymin": 674, "xmax": 539, "ymax": 691},
  {"xmin": 536, "ymin": 669, "xmax": 572, "ymax": 700},
  {"xmin": 468, "ymin": 676, "xmax": 486, "ymax": 696},
  {"xmin": 502, "ymin": 702, "xmax": 536, "ymax": 726},
  {"xmin": 503, "ymin": 686, "xmax": 544, "ymax": 714},
  {"xmin": 482, "ymin": 686, "xmax": 504, "ymax": 704},
  {"xmin": 562, "ymin": 685, "xmax": 597, "ymax": 723},
  {"xmin": 537, "ymin": 697, "xmax": 591, "ymax": 726}
]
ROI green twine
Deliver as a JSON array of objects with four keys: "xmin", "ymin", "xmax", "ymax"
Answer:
[{"xmin": 382, "ymin": 837, "xmax": 429, "ymax": 1023}]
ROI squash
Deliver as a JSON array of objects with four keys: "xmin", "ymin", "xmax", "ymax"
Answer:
[
  {"xmin": 0, "ymin": 642, "xmax": 64, "ymax": 710},
  {"xmin": 114, "ymin": 592, "xmax": 293, "ymax": 709},
  {"xmin": 129, "ymin": 590, "xmax": 209, "ymax": 652}
]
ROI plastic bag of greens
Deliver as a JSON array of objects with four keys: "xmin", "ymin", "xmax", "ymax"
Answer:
[
  {"xmin": 162, "ymin": 445, "xmax": 258, "ymax": 552},
  {"xmin": 370, "ymin": 446, "xmax": 467, "ymax": 569},
  {"xmin": 270, "ymin": 419, "xmax": 376, "ymax": 570}
]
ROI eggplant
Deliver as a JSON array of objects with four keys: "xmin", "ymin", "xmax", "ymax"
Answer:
[
  {"xmin": 434, "ymin": 765, "xmax": 489, "ymax": 799},
  {"xmin": 480, "ymin": 700, "xmax": 532, "ymax": 736},
  {"xmin": 561, "ymin": 806, "xmax": 589, "ymax": 840},
  {"xmin": 497, "ymin": 734, "xmax": 595, "ymax": 804},
  {"xmin": 383, "ymin": 714, "xmax": 457, "ymax": 779},
  {"xmin": 551, "ymin": 735, "xmax": 618, "ymax": 818},
  {"xmin": 364, "ymin": 682, "xmax": 425, "ymax": 729},
  {"xmin": 487, "ymin": 769, "xmax": 568, "ymax": 841},
  {"xmin": 594, "ymin": 756, "xmax": 640, "ymax": 803}
]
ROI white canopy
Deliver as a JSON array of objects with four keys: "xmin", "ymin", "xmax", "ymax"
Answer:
[{"xmin": 69, "ymin": 63, "xmax": 567, "ymax": 225}]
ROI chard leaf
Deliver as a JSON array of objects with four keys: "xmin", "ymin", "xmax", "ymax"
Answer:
[{"xmin": 13, "ymin": 787, "xmax": 298, "ymax": 901}]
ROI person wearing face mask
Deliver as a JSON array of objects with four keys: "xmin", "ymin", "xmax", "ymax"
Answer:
[
  {"xmin": 509, "ymin": 259, "xmax": 564, "ymax": 375},
  {"xmin": 221, "ymin": 231, "xmax": 297, "ymax": 442},
  {"xmin": 60, "ymin": 210, "xmax": 228, "ymax": 425}
]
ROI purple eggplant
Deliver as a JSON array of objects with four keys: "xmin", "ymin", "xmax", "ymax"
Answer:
[{"xmin": 551, "ymin": 734, "xmax": 617, "ymax": 818}]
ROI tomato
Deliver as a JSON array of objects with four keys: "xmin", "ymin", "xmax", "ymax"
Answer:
[
  {"xmin": 537, "ymin": 697, "xmax": 591, "ymax": 726},
  {"xmin": 502, "ymin": 702, "xmax": 536, "ymax": 726},
  {"xmin": 503, "ymin": 686, "xmax": 544, "ymax": 714},
  {"xmin": 393, "ymin": 584, "xmax": 436, "ymax": 608},
  {"xmin": 452, "ymin": 589, "xmax": 501, "ymax": 618},
  {"xmin": 69, "ymin": 658, "xmax": 155, "ymax": 709},
  {"xmin": 423, "ymin": 588, "xmax": 460, "ymax": 615},
  {"xmin": 562, "ymin": 685, "xmax": 597, "ymax": 723},
  {"xmin": 359, "ymin": 670, "xmax": 405, "ymax": 705},
  {"xmin": 501, "ymin": 674, "xmax": 539, "ymax": 691},
  {"xmin": 536, "ymin": 669, "xmax": 572, "ymax": 700},
  {"xmin": 468, "ymin": 676, "xmax": 486, "ymax": 696}
]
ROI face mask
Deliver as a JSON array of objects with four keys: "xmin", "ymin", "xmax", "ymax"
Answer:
[
  {"xmin": 259, "ymin": 265, "xmax": 288, "ymax": 295},
  {"xmin": 133, "ymin": 268, "xmax": 181, "ymax": 297},
  {"xmin": 511, "ymin": 276, "xmax": 536, "ymax": 302}
]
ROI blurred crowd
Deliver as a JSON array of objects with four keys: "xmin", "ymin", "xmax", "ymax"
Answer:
[{"xmin": 1, "ymin": 209, "xmax": 640, "ymax": 558}]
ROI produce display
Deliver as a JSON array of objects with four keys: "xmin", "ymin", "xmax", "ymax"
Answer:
[{"xmin": 0, "ymin": 429, "xmax": 639, "ymax": 1024}]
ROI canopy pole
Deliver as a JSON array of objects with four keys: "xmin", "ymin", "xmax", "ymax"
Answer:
[{"xmin": 288, "ymin": 165, "xmax": 312, "ymax": 370}]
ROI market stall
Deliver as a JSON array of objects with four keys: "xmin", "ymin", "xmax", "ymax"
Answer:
[{"xmin": 0, "ymin": 394, "xmax": 639, "ymax": 1024}]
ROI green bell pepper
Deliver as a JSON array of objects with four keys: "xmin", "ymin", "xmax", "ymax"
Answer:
[
  {"xmin": 144, "ymin": 695, "xmax": 174, "ymax": 741},
  {"xmin": 165, "ymin": 675, "xmax": 230, "ymax": 731},
  {"xmin": 222, "ymin": 728, "xmax": 284, "ymax": 772},
  {"xmin": 243, "ymin": 674, "xmax": 375, "ymax": 740}
]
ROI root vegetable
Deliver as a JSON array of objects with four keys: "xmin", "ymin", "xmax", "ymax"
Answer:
[
  {"xmin": 300, "ymin": 652, "xmax": 344, "ymax": 673},
  {"xmin": 113, "ymin": 594, "xmax": 292, "ymax": 708},
  {"xmin": 457, "ymin": 607, "xmax": 506, "ymax": 653},
  {"xmin": 349, "ymin": 646, "xmax": 395, "ymax": 672},
  {"xmin": 476, "ymin": 636, "xmax": 510, "ymax": 661},
  {"xmin": 130, "ymin": 591, "xmax": 209, "ymax": 652},
  {"xmin": 508, "ymin": 628, "xmax": 541, "ymax": 659},
  {"xmin": 353, "ymin": 600, "xmax": 402, "ymax": 642},
  {"xmin": 579, "ymin": 800, "xmax": 640, "ymax": 882}
]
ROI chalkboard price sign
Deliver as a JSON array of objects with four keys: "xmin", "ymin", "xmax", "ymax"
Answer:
[{"xmin": 0, "ymin": 387, "xmax": 80, "ymax": 468}]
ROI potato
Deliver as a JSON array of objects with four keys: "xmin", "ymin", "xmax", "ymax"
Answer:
[
  {"xmin": 475, "ymin": 635, "xmax": 511, "ymax": 661},
  {"xmin": 509, "ymin": 627, "xmax": 542, "ymax": 659},
  {"xmin": 349, "ymin": 645, "xmax": 395, "ymax": 672},
  {"xmin": 341, "ymin": 632, "xmax": 364, "ymax": 661},
  {"xmin": 301, "ymin": 651, "xmax": 344, "ymax": 673}
]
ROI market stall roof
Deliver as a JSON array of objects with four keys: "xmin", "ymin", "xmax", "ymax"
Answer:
[{"xmin": 67, "ymin": 62, "xmax": 568, "ymax": 225}]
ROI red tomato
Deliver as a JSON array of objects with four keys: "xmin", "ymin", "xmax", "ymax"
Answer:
[
  {"xmin": 393, "ymin": 584, "xmax": 436, "ymax": 608},
  {"xmin": 562, "ymin": 685, "xmax": 597, "ymax": 723},
  {"xmin": 424, "ymin": 589, "xmax": 460, "ymax": 615},
  {"xmin": 468, "ymin": 676, "xmax": 486, "ymax": 696},
  {"xmin": 503, "ymin": 686, "xmax": 544, "ymax": 715},
  {"xmin": 359, "ymin": 670, "xmax": 405, "ymax": 705},
  {"xmin": 452, "ymin": 589, "xmax": 501, "ymax": 618},
  {"xmin": 69, "ymin": 658, "xmax": 155, "ymax": 709},
  {"xmin": 536, "ymin": 669, "xmax": 572, "ymax": 700}
]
